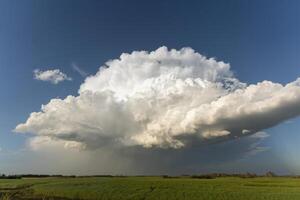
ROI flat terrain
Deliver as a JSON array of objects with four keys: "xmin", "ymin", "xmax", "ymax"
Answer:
[{"xmin": 0, "ymin": 176, "xmax": 300, "ymax": 200}]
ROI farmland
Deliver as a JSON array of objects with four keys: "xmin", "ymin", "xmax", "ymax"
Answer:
[{"xmin": 0, "ymin": 176, "xmax": 300, "ymax": 200}]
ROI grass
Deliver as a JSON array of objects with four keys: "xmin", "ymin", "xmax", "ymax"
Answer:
[{"xmin": 0, "ymin": 176, "xmax": 300, "ymax": 199}]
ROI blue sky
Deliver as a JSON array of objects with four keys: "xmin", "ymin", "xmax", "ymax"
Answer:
[{"xmin": 0, "ymin": 0, "xmax": 300, "ymax": 174}]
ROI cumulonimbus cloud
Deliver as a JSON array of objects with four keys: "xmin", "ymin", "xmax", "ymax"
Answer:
[
  {"xmin": 34, "ymin": 69, "xmax": 72, "ymax": 84},
  {"xmin": 16, "ymin": 47, "xmax": 300, "ymax": 150}
]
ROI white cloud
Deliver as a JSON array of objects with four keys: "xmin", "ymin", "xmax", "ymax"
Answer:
[
  {"xmin": 34, "ymin": 69, "xmax": 72, "ymax": 84},
  {"xmin": 17, "ymin": 47, "xmax": 300, "ymax": 150},
  {"xmin": 242, "ymin": 129, "xmax": 251, "ymax": 135}
]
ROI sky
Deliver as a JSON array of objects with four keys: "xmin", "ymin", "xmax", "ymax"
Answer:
[{"xmin": 0, "ymin": 0, "xmax": 300, "ymax": 175}]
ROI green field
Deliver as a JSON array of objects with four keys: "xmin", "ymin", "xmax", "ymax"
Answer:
[{"xmin": 0, "ymin": 176, "xmax": 300, "ymax": 200}]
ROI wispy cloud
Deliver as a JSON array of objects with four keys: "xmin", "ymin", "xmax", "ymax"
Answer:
[
  {"xmin": 34, "ymin": 69, "xmax": 72, "ymax": 84},
  {"xmin": 72, "ymin": 63, "xmax": 88, "ymax": 77}
]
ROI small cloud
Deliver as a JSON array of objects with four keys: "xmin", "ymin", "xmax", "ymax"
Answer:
[
  {"xmin": 284, "ymin": 120, "xmax": 294, "ymax": 124},
  {"xmin": 33, "ymin": 69, "xmax": 72, "ymax": 84},
  {"xmin": 64, "ymin": 141, "xmax": 86, "ymax": 151},
  {"xmin": 250, "ymin": 131, "xmax": 270, "ymax": 139},
  {"xmin": 72, "ymin": 63, "xmax": 88, "ymax": 77},
  {"xmin": 242, "ymin": 129, "xmax": 251, "ymax": 135}
]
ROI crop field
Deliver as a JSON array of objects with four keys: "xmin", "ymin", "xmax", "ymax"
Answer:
[{"xmin": 0, "ymin": 176, "xmax": 300, "ymax": 200}]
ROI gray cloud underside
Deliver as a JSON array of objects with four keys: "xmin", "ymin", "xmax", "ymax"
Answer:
[{"xmin": 0, "ymin": 131, "xmax": 270, "ymax": 175}]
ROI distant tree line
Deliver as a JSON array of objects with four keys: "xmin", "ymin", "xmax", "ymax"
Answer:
[
  {"xmin": 0, "ymin": 174, "xmax": 21, "ymax": 179},
  {"xmin": 163, "ymin": 171, "xmax": 300, "ymax": 179},
  {"xmin": 0, "ymin": 174, "xmax": 121, "ymax": 179},
  {"xmin": 0, "ymin": 172, "xmax": 299, "ymax": 179},
  {"xmin": 0, "ymin": 174, "xmax": 75, "ymax": 179}
]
